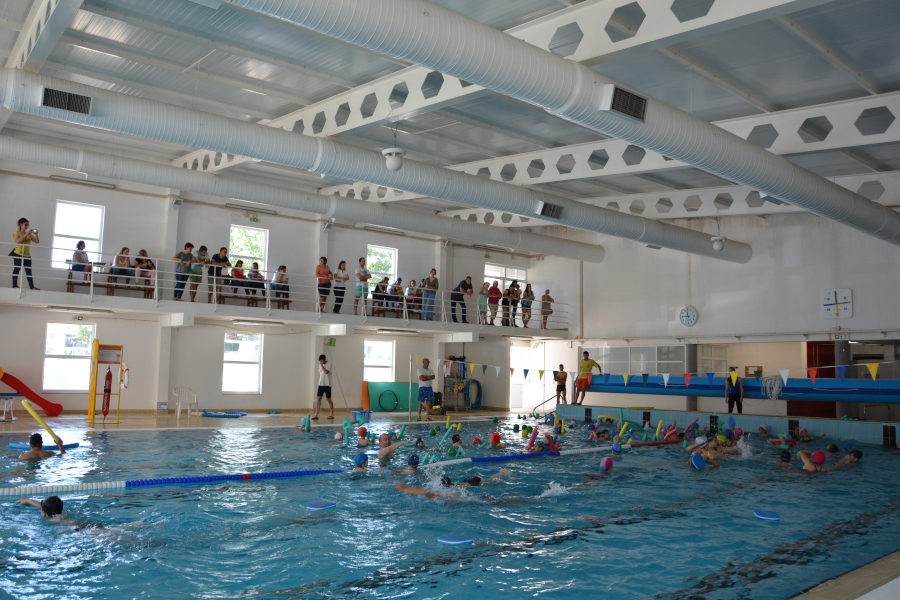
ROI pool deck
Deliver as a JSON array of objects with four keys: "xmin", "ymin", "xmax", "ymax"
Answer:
[{"xmin": 791, "ymin": 551, "xmax": 900, "ymax": 600}]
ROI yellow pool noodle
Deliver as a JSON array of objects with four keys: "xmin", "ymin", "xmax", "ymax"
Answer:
[
  {"xmin": 446, "ymin": 415, "xmax": 451, "ymax": 429},
  {"xmin": 21, "ymin": 400, "xmax": 61, "ymax": 447},
  {"xmin": 655, "ymin": 420, "xmax": 663, "ymax": 441}
]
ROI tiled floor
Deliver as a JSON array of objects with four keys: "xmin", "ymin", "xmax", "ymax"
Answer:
[{"xmin": 791, "ymin": 551, "xmax": 900, "ymax": 600}]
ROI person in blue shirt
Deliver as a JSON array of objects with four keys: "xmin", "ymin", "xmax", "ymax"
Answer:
[{"xmin": 450, "ymin": 276, "xmax": 474, "ymax": 323}]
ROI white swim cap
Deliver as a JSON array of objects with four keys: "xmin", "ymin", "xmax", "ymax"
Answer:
[{"xmin": 334, "ymin": 431, "xmax": 344, "ymax": 440}]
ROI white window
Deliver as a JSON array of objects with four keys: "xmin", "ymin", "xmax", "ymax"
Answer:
[
  {"xmin": 364, "ymin": 339, "xmax": 394, "ymax": 382},
  {"xmin": 484, "ymin": 263, "xmax": 527, "ymax": 291},
  {"xmin": 222, "ymin": 332, "xmax": 263, "ymax": 393},
  {"xmin": 366, "ymin": 245, "xmax": 397, "ymax": 283},
  {"xmin": 43, "ymin": 322, "xmax": 95, "ymax": 391},
  {"xmin": 229, "ymin": 225, "xmax": 268, "ymax": 274},
  {"xmin": 698, "ymin": 345, "xmax": 727, "ymax": 376},
  {"xmin": 51, "ymin": 201, "xmax": 104, "ymax": 269},
  {"xmin": 578, "ymin": 345, "xmax": 687, "ymax": 377}
]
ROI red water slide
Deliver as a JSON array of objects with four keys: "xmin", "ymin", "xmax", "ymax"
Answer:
[{"xmin": 0, "ymin": 370, "xmax": 63, "ymax": 416}]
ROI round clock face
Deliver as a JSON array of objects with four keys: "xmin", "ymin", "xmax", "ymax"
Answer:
[{"xmin": 680, "ymin": 306, "xmax": 699, "ymax": 327}]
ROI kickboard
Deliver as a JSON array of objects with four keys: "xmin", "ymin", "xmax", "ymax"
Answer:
[
  {"xmin": 9, "ymin": 442, "xmax": 79, "ymax": 451},
  {"xmin": 307, "ymin": 501, "xmax": 337, "ymax": 511},
  {"xmin": 438, "ymin": 534, "xmax": 474, "ymax": 545},
  {"xmin": 754, "ymin": 510, "xmax": 780, "ymax": 521}
]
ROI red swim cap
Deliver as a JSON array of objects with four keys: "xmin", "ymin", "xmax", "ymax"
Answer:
[
  {"xmin": 358, "ymin": 427, "xmax": 367, "ymax": 437},
  {"xmin": 489, "ymin": 433, "xmax": 501, "ymax": 445},
  {"xmin": 473, "ymin": 438, "xmax": 482, "ymax": 445},
  {"xmin": 813, "ymin": 450, "xmax": 826, "ymax": 465}
]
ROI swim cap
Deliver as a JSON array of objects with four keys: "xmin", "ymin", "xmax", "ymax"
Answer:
[
  {"xmin": 717, "ymin": 435, "xmax": 727, "ymax": 444},
  {"xmin": 813, "ymin": 450, "xmax": 826, "ymax": 465},
  {"xmin": 472, "ymin": 438, "xmax": 481, "ymax": 445},
  {"xmin": 533, "ymin": 442, "xmax": 545, "ymax": 451},
  {"xmin": 452, "ymin": 434, "xmax": 461, "ymax": 443},
  {"xmin": 724, "ymin": 429, "xmax": 734, "ymax": 439},
  {"xmin": 334, "ymin": 431, "xmax": 344, "ymax": 440},
  {"xmin": 826, "ymin": 444, "xmax": 838, "ymax": 453},
  {"xmin": 734, "ymin": 428, "xmax": 743, "ymax": 437},
  {"xmin": 358, "ymin": 427, "xmax": 367, "ymax": 437},
  {"xmin": 851, "ymin": 450, "xmax": 863, "ymax": 461},
  {"xmin": 690, "ymin": 454, "xmax": 706, "ymax": 470},
  {"xmin": 844, "ymin": 444, "xmax": 853, "ymax": 452},
  {"xmin": 416, "ymin": 437, "xmax": 424, "ymax": 445},
  {"xmin": 599, "ymin": 429, "xmax": 609, "ymax": 435},
  {"xmin": 588, "ymin": 424, "xmax": 596, "ymax": 431},
  {"xmin": 696, "ymin": 436, "xmax": 708, "ymax": 447},
  {"xmin": 780, "ymin": 450, "xmax": 791, "ymax": 462},
  {"xmin": 612, "ymin": 443, "xmax": 622, "ymax": 454},
  {"xmin": 354, "ymin": 453, "xmax": 368, "ymax": 466},
  {"xmin": 800, "ymin": 428, "xmax": 808, "ymax": 434},
  {"xmin": 489, "ymin": 433, "xmax": 501, "ymax": 445},
  {"xmin": 600, "ymin": 457, "xmax": 613, "ymax": 472},
  {"xmin": 408, "ymin": 454, "xmax": 420, "ymax": 467},
  {"xmin": 441, "ymin": 476, "xmax": 452, "ymax": 487}
]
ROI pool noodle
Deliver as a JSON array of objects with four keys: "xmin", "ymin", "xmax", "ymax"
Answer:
[
  {"xmin": 9, "ymin": 442, "xmax": 79, "ymax": 451},
  {"xmin": 21, "ymin": 400, "xmax": 62, "ymax": 448},
  {"xmin": 399, "ymin": 424, "xmax": 407, "ymax": 439},
  {"xmin": 663, "ymin": 428, "xmax": 678, "ymax": 440},
  {"xmin": 446, "ymin": 415, "xmax": 451, "ymax": 429},
  {"xmin": 527, "ymin": 427, "xmax": 539, "ymax": 451},
  {"xmin": 441, "ymin": 428, "xmax": 454, "ymax": 444},
  {"xmin": 686, "ymin": 418, "xmax": 699, "ymax": 431},
  {"xmin": 597, "ymin": 415, "xmax": 620, "ymax": 423},
  {"xmin": 619, "ymin": 422, "xmax": 630, "ymax": 439},
  {"xmin": 654, "ymin": 420, "xmax": 663, "ymax": 441}
]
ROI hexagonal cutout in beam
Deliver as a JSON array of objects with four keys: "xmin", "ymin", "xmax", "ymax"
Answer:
[
  {"xmin": 629, "ymin": 200, "xmax": 646, "ymax": 215},
  {"xmin": 500, "ymin": 163, "xmax": 517, "ymax": 182},
  {"xmin": 334, "ymin": 102, "xmax": 351, "ymax": 127},
  {"xmin": 476, "ymin": 167, "xmax": 492, "ymax": 179},
  {"xmin": 421, "ymin": 71, "xmax": 445, "ymax": 100},
  {"xmin": 291, "ymin": 120, "xmax": 304, "ymax": 134},
  {"xmin": 713, "ymin": 193, "xmax": 733, "ymax": 210},
  {"xmin": 389, "ymin": 82, "xmax": 409, "ymax": 108},
  {"xmin": 360, "ymin": 93, "xmax": 378, "ymax": 119},
  {"xmin": 483, "ymin": 212, "xmax": 495, "ymax": 225},
  {"xmin": 622, "ymin": 145, "xmax": 646, "ymax": 166},
  {"xmin": 797, "ymin": 116, "xmax": 833, "ymax": 143},
  {"xmin": 684, "ymin": 195, "xmax": 702, "ymax": 212},
  {"xmin": 606, "ymin": 202, "xmax": 620, "ymax": 211},
  {"xmin": 857, "ymin": 181, "xmax": 886, "ymax": 201},
  {"xmin": 588, "ymin": 150, "xmax": 610, "ymax": 170},
  {"xmin": 671, "ymin": 0, "xmax": 716, "ymax": 23},
  {"xmin": 605, "ymin": 2, "xmax": 646, "ymax": 43},
  {"xmin": 549, "ymin": 22, "xmax": 584, "ymax": 58},
  {"xmin": 467, "ymin": 213, "xmax": 478, "ymax": 222},
  {"xmin": 311, "ymin": 111, "xmax": 327, "ymax": 135},
  {"xmin": 854, "ymin": 106, "xmax": 895, "ymax": 136},
  {"xmin": 656, "ymin": 197, "xmax": 674, "ymax": 213},
  {"xmin": 556, "ymin": 154, "xmax": 575, "ymax": 175},
  {"xmin": 500, "ymin": 213, "xmax": 514, "ymax": 224},
  {"xmin": 745, "ymin": 191, "xmax": 766, "ymax": 208},
  {"xmin": 747, "ymin": 124, "xmax": 778, "ymax": 149},
  {"xmin": 527, "ymin": 159, "xmax": 545, "ymax": 178}
]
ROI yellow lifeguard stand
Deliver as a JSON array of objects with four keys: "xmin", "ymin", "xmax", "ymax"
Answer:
[{"xmin": 87, "ymin": 338, "xmax": 125, "ymax": 424}]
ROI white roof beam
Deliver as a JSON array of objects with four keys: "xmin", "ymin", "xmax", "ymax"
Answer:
[
  {"xmin": 8, "ymin": 0, "xmax": 83, "ymax": 71},
  {"xmin": 175, "ymin": 0, "xmax": 833, "ymax": 174},
  {"xmin": 0, "ymin": 18, "xmax": 23, "ymax": 32}
]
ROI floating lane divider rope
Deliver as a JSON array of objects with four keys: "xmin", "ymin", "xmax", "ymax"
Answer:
[{"xmin": 0, "ymin": 469, "xmax": 345, "ymax": 496}]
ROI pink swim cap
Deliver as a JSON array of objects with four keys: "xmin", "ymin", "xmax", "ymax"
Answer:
[
  {"xmin": 800, "ymin": 428, "xmax": 808, "ymax": 434},
  {"xmin": 813, "ymin": 450, "xmax": 826, "ymax": 465},
  {"xmin": 600, "ymin": 457, "xmax": 613, "ymax": 471},
  {"xmin": 734, "ymin": 428, "xmax": 743, "ymax": 437},
  {"xmin": 489, "ymin": 432, "xmax": 501, "ymax": 445}
]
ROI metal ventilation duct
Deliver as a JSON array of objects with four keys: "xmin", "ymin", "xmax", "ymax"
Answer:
[
  {"xmin": 0, "ymin": 68, "xmax": 750, "ymax": 263},
  {"xmin": 0, "ymin": 135, "xmax": 603, "ymax": 262},
  {"xmin": 226, "ymin": 0, "xmax": 900, "ymax": 247}
]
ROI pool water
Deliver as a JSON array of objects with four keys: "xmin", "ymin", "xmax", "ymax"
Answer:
[{"xmin": 2, "ymin": 419, "xmax": 900, "ymax": 599}]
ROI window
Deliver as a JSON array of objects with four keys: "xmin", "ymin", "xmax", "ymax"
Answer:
[
  {"xmin": 43, "ymin": 322, "xmax": 95, "ymax": 391},
  {"xmin": 366, "ymin": 245, "xmax": 397, "ymax": 283},
  {"xmin": 579, "ymin": 345, "xmax": 687, "ymax": 376},
  {"xmin": 364, "ymin": 339, "xmax": 394, "ymax": 382},
  {"xmin": 698, "ymin": 345, "xmax": 726, "ymax": 376},
  {"xmin": 229, "ymin": 225, "xmax": 268, "ymax": 273},
  {"xmin": 222, "ymin": 332, "xmax": 263, "ymax": 393},
  {"xmin": 51, "ymin": 201, "xmax": 104, "ymax": 269},
  {"xmin": 484, "ymin": 263, "xmax": 527, "ymax": 290}
]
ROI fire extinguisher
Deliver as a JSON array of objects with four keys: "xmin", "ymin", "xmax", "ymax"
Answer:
[{"xmin": 102, "ymin": 367, "xmax": 112, "ymax": 419}]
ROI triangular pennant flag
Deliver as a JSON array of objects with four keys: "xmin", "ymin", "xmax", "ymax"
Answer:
[
  {"xmin": 779, "ymin": 369, "xmax": 790, "ymax": 385},
  {"xmin": 866, "ymin": 363, "xmax": 879, "ymax": 380},
  {"xmin": 495, "ymin": 366, "xmax": 501, "ymax": 377},
  {"xmin": 510, "ymin": 368, "xmax": 515, "ymax": 377},
  {"xmin": 446, "ymin": 360, "xmax": 451, "ymax": 369},
  {"xmin": 552, "ymin": 370, "xmax": 558, "ymax": 382},
  {"xmin": 662, "ymin": 373, "xmax": 670, "ymax": 387},
  {"xmin": 523, "ymin": 369, "xmax": 529, "ymax": 381},
  {"xmin": 623, "ymin": 374, "xmax": 630, "ymax": 386},
  {"xmin": 730, "ymin": 372, "xmax": 738, "ymax": 385},
  {"xmin": 641, "ymin": 374, "xmax": 649, "ymax": 384},
  {"xmin": 603, "ymin": 373, "xmax": 610, "ymax": 384},
  {"xmin": 836, "ymin": 365, "xmax": 847, "ymax": 380},
  {"xmin": 807, "ymin": 367, "xmax": 817, "ymax": 385},
  {"xmin": 707, "ymin": 372, "xmax": 715, "ymax": 385},
  {"xmin": 416, "ymin": 355, "xmax": 419, "ymax": 364},
  {"xmin": 754, "ymin": 369, "xmax": 762, "ymax": 382},
  {"xmin": 684, "ymin": 373, "xmax": 692, "ymax": 387},
  {"xmin": 469, "ymin": 363, "xmax": 475, "ymax": 374},
  {"xmin": 539, "ymin": 370, "xmax": 544, "ymax": 380},
  {"xmin": 482, "ymin": 365, "xmax": 487, "ymax": 375}
]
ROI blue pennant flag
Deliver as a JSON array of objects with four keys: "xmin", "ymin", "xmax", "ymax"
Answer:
[
  {"xmin": 603, "ymin": 373, "xmax": 611, "ymax": 384},
  {"xmin": 523, "ymin": 369, "xmax": 529, "ymax": 381},
  {"xmin": 707, "ymin": 372, "xmax": 715, "ymax": 385},
  {"xmin": 836, "ymin": 365, "xmax": 847, "ymax": 380}
]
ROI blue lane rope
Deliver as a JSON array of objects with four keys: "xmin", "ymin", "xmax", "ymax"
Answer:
[{"xmin": 124, "ymin": 469, "xmax": 345, "ymax": 487}]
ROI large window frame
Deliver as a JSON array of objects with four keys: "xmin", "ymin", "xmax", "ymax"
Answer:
[
  {"xmin": 366, "ymin": 244, "xmax": 398, "ymax": 287},
  {"xmin": 698, "ymin": 345, "xmax": 727, "ymax": 376},
  {"xmin": 363, "ymin": 339, "xmax": 395, "ymax": 383},
  {"xmin": 43, "ymin": 321, "xmax": 96, "ymax": 392},
  {"xmin": 229, "ymin": 225, "xmax": 269, "ymax": 274},
  {"xmin": 51, "ymin": 201, "xmax": 105, "ymax": 270},
  {"xmin": 484, "ymin": 263, "xmax": 527, "ymax": 291},
  {"xmin": 222, "ymin": 332, "xmax": 264, "ymax": 394},
  {"xmin": 578, "ymin": 345, "xmax": 687, "ymax": 376}
]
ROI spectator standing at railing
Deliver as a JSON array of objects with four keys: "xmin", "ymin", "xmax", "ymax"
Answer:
[
  {"xmin": 478, "ymin": 282, "xmax": 490, "ymax": 324},
  {"xmin": 332, "ymin": 260, "xmax": 348, "ymax": 314},
  {"xmin": 354, "ymin": 258, "xmax": 372, "ymax": 316},
  {"xmin": 540, "ymin": 289, "xmax": 554, "ymax": 329},
  {"xmin": 488, "ymin": 280, "xmax": 501, "ymax": 325},
  {"xmin": 521, "ymin": 284, "xmax": 535, "ymax": 328},
  {"xmin": 71, "ymin": 241, "xmax": 92, "ymax": 280},
  {"xmin": 171, "ymin": 242, "xmax": 194, "ymax": 301},
  {"xmin": 207, "ymin": 247, "xmax": 231, "ymax": 303},
  {"xmin": 389, "ymin": 278, "xmax": 403, "ymax": 311},
  {"xmin": 509, "ymin": 280, "xmax": 521, "ymax": 327},
  {"xmin": 134, "ymin": 249, "xmax": 156, "ymax": 289},
  {"xmin": 11, "ymin": 217, "xmax": 39, "ymax": 290},
  {"xmin": 316, "ymin": 257, "xmax": 332, "ymax": 312},
  {"xmin": 271, "ymin": 265, "xmax": 289, "ymax": 298},
  {"xmin": 450, "ymin": 276, "xmax": 474, "ymax": 324},
  {"xmin": 422, "ymin": 268, "xmax": 439, "ymax": 321},
  {"xmin": 501, "ymin": 284, "xmax": 512, "ymax": 326},
  {"xmin": 110, "ymin": 247, "xmax": 134, "ymax": 285},
  {"xmin": 188, "ymin": 246, "xmax": 209, "ymax": 302},
  {"xmin": 406, "ymin": 280, "xmax": 420, "ymax": 317},
  {"xmin": 230, "ymin": 260, "xmax": 247, "ymax": 294},
  {"xmin": 248, "ymin": 262, "xmax": 266, "ymax": 296}
]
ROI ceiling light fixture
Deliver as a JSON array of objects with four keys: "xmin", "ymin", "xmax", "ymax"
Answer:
[
  {"xmin": 232, "ymin": 320, "xmax": 284, "ymax": 327},
  {"xmin": 225, "ymin": 203, "xmax": 277, "ymax": 215},
  {"xmin": 364, "ymin": 225, "xmax": 406, "ymax": 236},
  {"xmin": 46, "ymin": 306, "xmax": 113, "ymax": 314},
  {"xmin": 49, "ymin": 175, "xmax": 116, "ymax": 189}
]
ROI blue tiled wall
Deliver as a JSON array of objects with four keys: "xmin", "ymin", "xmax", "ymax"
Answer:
[{"xmin": 554, "ymin": 404, "xmax": 894, "ymax": 446}]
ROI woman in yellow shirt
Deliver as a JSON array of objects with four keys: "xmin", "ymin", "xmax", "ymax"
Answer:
[{"xmin": 12, "ymin": 217, "xmax": 40, "ymax": 289}]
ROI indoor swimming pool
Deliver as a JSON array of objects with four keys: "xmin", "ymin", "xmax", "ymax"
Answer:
[{"xmin": 2, "ymin": 418, "xmax": 899, "ymax": 599}]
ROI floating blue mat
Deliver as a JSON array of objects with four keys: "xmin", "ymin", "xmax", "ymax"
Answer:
[
  {"xmin": 9, "ymin": 442, "xmax": 79, "ymax": 451},
  {"xmin": 202, "ymin": 410, "xmax": 244, "ymax": 418},
  {"xmin": 651, "ymin": 451, "xmax": 669, "ymax": 457},
  {"xmin": 307, "ymin": 501, "xmax": 336, "ymax": 511},
  {"xmin": 438, "ymin": 534, "xmax": 473, "ymax": 545},
  {"xmin": 754, "ymin": 510, "xmax": 780, "ymax": 521}
]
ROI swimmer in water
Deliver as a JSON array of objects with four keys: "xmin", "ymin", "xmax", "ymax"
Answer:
[
  {"xmin": 440, "ymin": 469, "xmax": 511, "ymax": 488},
  {"xmin": 687, "ymin": 450, "xmax": 720, "ymax": 469},
  {"xmin": 529, "ymin": 441, "xmax": 546, "ymax": 453},
  {"xmin": 451, "ymin": 434, "xmax": 467, "ymax": 449},
  {"xmin": 14, "ymin": 496, "xmax": 109, "ymax": 530},
  {"xmin": 357, "ymin": 427, "xmax": 374, "ymax": 447},
  {"xmin": 378, "ymin": 433, "xmax": 412, "ymax": 459},
  {"xmin": 798, "ymin": 449, "xmax": 855, "ymax": 472},
  {"xmin": 394, "ymin": 454, "xmax": 420, "ymax": 475},
  {"xmin": 18, "ymin": 433, "xmax": 66, "ymax": 460},
  {"xmin": 393, "ymin": 481, "xmax": 504, "ymax": 503},
  {"xmin": 488, "ymin": 432, "xmax": 505, "ymax": 449},
  {"xmin": 415, "ymin": 437, "xmax": 426, "ymax": 448},
  {"xmin": 586, "ymin": 457, "xmax": 616, "ymax": 477},
  {"xmin": 775, "ymin": 449, "xmax": 793, "ymax": 467},
  {"xmin": 353, "ymin": 453, "xmax": 369, "ymax": 472},
  {"xmin": 594, "ymin": 428, "xmax": 611, "ymax": 442}
]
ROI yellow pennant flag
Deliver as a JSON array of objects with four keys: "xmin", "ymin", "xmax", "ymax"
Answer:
[
  {"xmin": 416, "ymin": 355, "xmax": 419, "ymax": 364},
  {"xmin": 469, "ymin": 363, "xmax": 475, "ymax": 373},
  {"xmin": 539, "ymin": 370, "xmax": 544, "ymax": 380},
  {"xmin": 730, "ymin": 372, "xmax": 739, "ymax": 385},
  {"xmin": 623, "ymin": 374, "xmax": 630, "ymax": 386},
  {"xmin": 867, "ymin": 363, "xmax": 879, "ymax": 380}
]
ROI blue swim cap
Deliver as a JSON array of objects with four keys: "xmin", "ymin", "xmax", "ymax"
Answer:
[
  {"xmin": 588, "ymin": 424, "xmax": 596, "ymax": 431},
  {"xmin": 408, "ymin": 454, "xmax": 420, "ymax": 467},
  {"xmin": 354, "ymin": 453, "xmax": 368, "ymax": 466},
  {"xmin": 851, "ymin": 449, "xmax": 863, "ymax": 461},
  {"xmin": 724, "ymin": 428, "xmax": 734, "ymax": 439},
  {"xmin": 612, "ymin": 443, "xmax": 622, "ymax": 454},
  {"xmin": 780, "ymin": 450, "xmax": 791, "ymax": 462},
  {"xmin": 844, "ymin": 444, "xmax": 853, "ymax": 452},
  {"xmin": 690, "ymin": 454, "xmax": 706, "ymax": 470}
]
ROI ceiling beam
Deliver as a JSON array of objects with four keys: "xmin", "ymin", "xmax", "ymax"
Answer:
[
  {"xmin": 0, "ymin": 17, "xmax": 23, "ymax": 32},
  {"xmin": 8, "ymin": 0, "xmax": 83, "ymax": 71},
  {"xmin": 79, "ymin": 4, "xmax": 357, "ymax": 89}
]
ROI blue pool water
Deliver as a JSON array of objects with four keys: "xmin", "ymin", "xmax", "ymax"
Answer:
[{"xmin": 2, "ymin": 419, "xmax": 900, "ymax": 599}]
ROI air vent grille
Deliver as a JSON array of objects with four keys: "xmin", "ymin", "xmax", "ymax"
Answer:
[
  {"xmin": 539, "ymin": 202, "xmax": 564, "ymax": 219},
  {"xmin": 42, "ymin": 87, "xmax": 92, "ymax": 116},
  {"xmin": 610, "ymin": 87, "xmax": 646, "ymax": 122}
]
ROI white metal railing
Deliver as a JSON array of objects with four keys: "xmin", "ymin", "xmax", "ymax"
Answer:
[{"xmin": 0, "ymin": 240, "xmax": 570, "ymax": 329}]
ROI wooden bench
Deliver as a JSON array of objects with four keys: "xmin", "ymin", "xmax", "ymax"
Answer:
[
  {"xmin": 372, "ymin": 298, "xmax": 403, "ymax": 318},
  {"xmin": 65, "ymin": 261, "xmax": 153, "ymax": 298},
  {"xmin": 216, "ymin": 292, "xmax": 261, "ymax": 307}
]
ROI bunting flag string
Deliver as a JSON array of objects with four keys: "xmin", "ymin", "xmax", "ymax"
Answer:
[
  {"xmin": 510, "ymin": 368, "xmax": 515, "ymax": 377},
  {"xmin": 779, "ymin": 369, "xmax": 790, "ymax": 385},
  {"xmin": 684, "ymin": 373, "xmax": 692, "ymax": 387},
  {"xmin": 539, "ymin": 370, "xmax": 544, "ymax": 380},
  {"xmin": 867, "ymin": 363, "xmax": 879, "ymax": 380},
  {"xmin": 415, "ymin": 355, "xmax": 419, "ymax": 364},
  {"xmin": 662, "ymin": 373, "xmax": 670, "ymax": 387},
  {"xmin": 523, "ymin": 369, "xmax": 529, "ymax": 381},
  {"xmin": 623, "ymin": 374, "xmax": 630, "ymax": 386},
  {"xmin": 552, "ymin": 370, "xmax": 558, "ymax": 382},
  {"xmin": 469, "ymin": 363, "xmax": 475, "ymax": 374},
  {"xmin": 603, "ymin": 373, "xmax": 611, "ymax": 384},
  {"xmin": 445, "ymin": 360, "xmax": 451, "ymax": 370},
  {"xmin": 496, "ymin": 366, "xmax": 501, "ymax": 377},
  {"xmin": 706, "ymin": 373, "xmax": 715, "ymax": 385},
  {"xmin": 754, "ymin": 369, "xmax": 762, "ymax": 382},
  {"xmin": 807, "ymin": 367, "xmax": 818, "ymax": 385},
  {"xmin": 730, "ymin": 372, "xmax": 739, "ymax": 385},
  {"xmin": 641, "ymin": 374, "xmax": 649, "ymax": 385},
  {"xmin": 570, "ymin": 372, "xmax": 578, "ymax": 384},
  {"xmin": 836, "ymin": 365, "xmax": 847, "ymax": 380},
  {"xmin": 482, "ymin": 365, "xmax": 487, "ymax": 375}
]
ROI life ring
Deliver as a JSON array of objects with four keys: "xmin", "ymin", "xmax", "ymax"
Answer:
[
  {"xmin": 378, "ymin": 390, "xmax": 399, "ymax": 412},
  {"xmin": 121, "ymin": 364, "xmax": 130, "ymax": 389}
]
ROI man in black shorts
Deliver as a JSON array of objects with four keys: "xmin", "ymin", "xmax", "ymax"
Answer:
[
  {"xmin": 207, "ymin": 247, "xmax": 231, "ymax": 303},
  {"xmin": 555, "ymin": 365, "xmax": 568, "ymax": 404},
  {"xmin": 313, "ymin": 354, "xmax": 334, "ymax": 420},
  {"xmin": 725, "ymin": 366, "xmax": 743, "ymax": 414}
]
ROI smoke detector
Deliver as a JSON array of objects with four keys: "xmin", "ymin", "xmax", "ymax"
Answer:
[{"xmin": 382, "ymin": 148, "xmax": 407, "ymax": 171}]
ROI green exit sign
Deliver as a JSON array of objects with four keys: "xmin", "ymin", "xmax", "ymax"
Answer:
[
  {"xmin": 73, "ymin": 315, "xmax": 84, "ymax": 321},
  {"xmin": 250, "ymin": 217, "xmax": 259, "ymax": 222}
]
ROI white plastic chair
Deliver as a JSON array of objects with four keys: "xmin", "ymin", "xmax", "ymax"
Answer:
[{"xmin": 172, "ymin": 387, "xmax": 199, "ymax": 420}]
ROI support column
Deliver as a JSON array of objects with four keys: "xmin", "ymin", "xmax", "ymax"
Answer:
[
  {"xmin": 834, "ymin": 340, "xmax": 852, "ymax": 419},
  {"xmin": 685, "ymin": 343, "xmax": 698, "ymax": 411},
  {"xmin": 155, "ymin": 325, "xmax": 172, "ymax": 413}
]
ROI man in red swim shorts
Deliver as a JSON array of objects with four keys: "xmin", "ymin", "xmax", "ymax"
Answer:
[{"xmin": 574, "ymin": 351, "xmax": 601, "ymax": 405}]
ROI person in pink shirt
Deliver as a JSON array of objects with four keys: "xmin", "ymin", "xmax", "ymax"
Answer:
[{"xmin": 487, "ymin": 280, "xmax": 501, "ymax": 325}]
